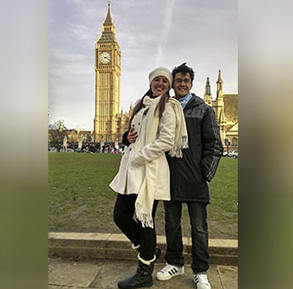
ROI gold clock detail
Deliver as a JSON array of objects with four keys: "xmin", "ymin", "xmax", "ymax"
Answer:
[{"xmin": 100, "ymin": 52, "xmax": 111, "ymax": 64}]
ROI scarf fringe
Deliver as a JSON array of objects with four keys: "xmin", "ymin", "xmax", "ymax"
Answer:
[
  {"xmin": 136, "ymin": 213, "xmax": 154, "ymax": 228},
  {"xmin": 134, "ymin": 203, "xmax": 154, "ymax": 229},
  {"xmin": 168, "ymin": 135, "xmax": 189, "ymax": 158}
]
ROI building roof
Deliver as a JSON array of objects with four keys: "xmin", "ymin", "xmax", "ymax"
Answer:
[
  {"xmin": 98, "ymin": 33, "xmax": 116, "ymax": 42},
  {"xmin": 223, "ymin": 93, "xmax": 238, "ymax": 122},
  {"xmin": 97, "ymin": 2, "xmax": 116, "ymax": 43}
]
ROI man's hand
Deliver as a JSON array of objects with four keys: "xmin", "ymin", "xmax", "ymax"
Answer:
[{"xmin": 127, "ymin": 127, "xmax": 138, "ymax": 143}]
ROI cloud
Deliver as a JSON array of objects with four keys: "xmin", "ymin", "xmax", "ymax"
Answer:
[
  {"xmin": 155, "ymin": 0, "xmax": 176, "ymax": 65},
  {"xmin": 67, "ymin": 22, "xmax": 96, "ymax": 42},
  {"xmin": 49, "ymin": 48, "xmax": 93, "ymax": 80},
  {"xmin": 50, "ymin": 63, "xmax": 93, "ymax": 78},
  {"xmin": 64, "ymin": 0, "xmax": 83, "ymax": 5},
  {"xmin": 50, "ymin": 48, "xmax": 85, "ymax": 62}
]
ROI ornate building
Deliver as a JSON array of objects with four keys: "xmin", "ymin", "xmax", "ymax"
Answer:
[
  {"xmin": 93, "ymin": 4, "xmax": 237, "ymax": 148},
  {"xmin": 94, "ymin": 2, "xmax": 131, "ymax": 144},
  {"xmin": 204, "ymin": 70, "xmax": 238, "ymax": 149}
]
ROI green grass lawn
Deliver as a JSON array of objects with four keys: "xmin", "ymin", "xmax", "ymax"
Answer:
[{"xmin": 49, "ymin": 153, "xmax": 238, "ymax": 239}]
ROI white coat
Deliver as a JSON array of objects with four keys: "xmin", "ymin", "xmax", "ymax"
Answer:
[{"xmin": 109, "ymin": 95, "xmax": 177, "ymax": 201}]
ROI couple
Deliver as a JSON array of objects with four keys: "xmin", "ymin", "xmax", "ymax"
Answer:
[{"xmin": 110, "ymin": 63, "xmax": 223, "ymax": 289}]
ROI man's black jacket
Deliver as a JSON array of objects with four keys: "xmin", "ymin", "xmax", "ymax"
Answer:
[{"xmin": 167, "ymin": 94, "xmax": 223, "ymax": 203}]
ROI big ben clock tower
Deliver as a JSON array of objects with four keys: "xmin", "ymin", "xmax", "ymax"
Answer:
[{"xmin": 94, "ymin": 1, "xmax": 121, "ymax": 143}]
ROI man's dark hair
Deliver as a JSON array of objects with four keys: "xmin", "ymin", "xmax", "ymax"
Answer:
[{"xmin": 172, "ymin": 62, "xmax": 195, "ymax": 84}]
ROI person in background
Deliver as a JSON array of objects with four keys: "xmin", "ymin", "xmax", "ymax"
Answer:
[
  {"xmin": 109, "ymin": 67, "xmax": 188, "ymax": 289},
  {"xmin": 155, "ymin": 63, "xmax": 223, "ymax": 289}
]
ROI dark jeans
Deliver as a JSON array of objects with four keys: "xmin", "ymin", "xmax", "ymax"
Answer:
[
  {"xmin": 164, "ymin": 200, "xmax": 209, "ymax": 274},
  {"xmin": 113, "ymin": 193, "xmax": 158, "ymax": 261}
]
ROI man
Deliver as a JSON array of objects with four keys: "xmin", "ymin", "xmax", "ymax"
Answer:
[{"xmin": 156, "ymin": 63, "xmax": 223, "ymax": 289}]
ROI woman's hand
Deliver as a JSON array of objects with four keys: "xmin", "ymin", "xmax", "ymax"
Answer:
[{"xmin": 127, "ymin": 127, "xmax": 138, "ymax": 143}]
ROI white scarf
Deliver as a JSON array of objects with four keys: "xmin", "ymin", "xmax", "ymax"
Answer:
[{"xmin": 134, "ymin": 96, "xmax": 188, "ymax": 228}]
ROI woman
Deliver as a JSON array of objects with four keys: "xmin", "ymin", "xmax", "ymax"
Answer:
[{"xmin": 109, "ymin": 67, "xmax": 188, "ymax": 289}]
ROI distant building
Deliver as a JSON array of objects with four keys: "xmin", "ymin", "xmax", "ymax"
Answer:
[
  {"xmin": 204, "ymin": 70, "xmax": 238, "ymax": 149},
  {"xmin": 66, "ymin": 129, "xmax": 93, "ymax": 144},
  {"xmin": 93, "ymin": 2, "xmax": 131, "ymax": 144}
]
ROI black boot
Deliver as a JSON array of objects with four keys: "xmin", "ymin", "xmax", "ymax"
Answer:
[{"xmin": 118, "ymin": 261, "xmax": 153, "ymax": 289}]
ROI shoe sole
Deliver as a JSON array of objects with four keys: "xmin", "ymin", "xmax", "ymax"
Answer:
[{"xmin": 156, "ymin": 271, "xmax": 184, "ymax": 281}]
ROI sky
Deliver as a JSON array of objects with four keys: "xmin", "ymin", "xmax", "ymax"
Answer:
[{"xmin": 49, "ymin": 0, "xmax": 238, "ymax": 131}]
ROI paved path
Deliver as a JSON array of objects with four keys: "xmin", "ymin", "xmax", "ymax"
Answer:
[
  {"xmin": 48, "ymin": 232, "xmax": 238, "ymax": 288},
  {"xmin": 48, "ymin": 257, "xmax": 238, "ymax": 289}
]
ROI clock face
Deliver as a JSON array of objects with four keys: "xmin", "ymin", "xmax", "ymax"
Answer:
[{"xmin": 100, "ymin": 52, "xmax": 111, "ymax": 64}]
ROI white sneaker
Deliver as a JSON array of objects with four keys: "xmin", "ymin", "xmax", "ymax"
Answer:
[
  {"xmin": 156, "ymin": 263, "xmax": 184, "ymax": 281},
  {"xmin": 193, "ymin": 274, "xmax": 211, "ymax": 289}
]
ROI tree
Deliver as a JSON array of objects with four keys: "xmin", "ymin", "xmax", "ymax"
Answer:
[{"xmin": 48, "ymin": 120, "xmax": 68, "ymax": 152}]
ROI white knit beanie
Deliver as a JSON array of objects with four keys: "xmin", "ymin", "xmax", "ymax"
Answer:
[{"xmin": 148, "ymin": 67, "xmax": 173, "ymax": 87}]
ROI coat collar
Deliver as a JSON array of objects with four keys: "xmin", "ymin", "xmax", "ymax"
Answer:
[{"xmin": 184, "ymin": 93, "xmax": 204, "ymax": 109}]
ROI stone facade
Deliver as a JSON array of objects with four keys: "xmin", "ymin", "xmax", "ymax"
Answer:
[{"xmin": 204, "ymin": 70, "xmax": 238, "ymax": 150}]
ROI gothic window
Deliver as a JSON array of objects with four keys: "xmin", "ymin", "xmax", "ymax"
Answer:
[{"xmin": 232, "ymin": 138, "xmax": 238, "ymax": 146}]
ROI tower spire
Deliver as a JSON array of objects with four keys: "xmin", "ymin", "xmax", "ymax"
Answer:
[
  {"xmin": 98, "ymin": 1, "xmax": 116, "ymax": 43},
  {"xmin": 216, "ymin": 69, "xmax": 223, "ymax": 99},
  {"xmin": 205, "ymin": 77, "xmax": 211, "ymax": 96},
  {"xmin": 104, "ymin": 0, "xmax": 113, "ymax": 26},
  {"xmin": 217, "ymin": 70, "xmax": 223, "ymax": 83},
  {"xmin": 204, "ymin": 76, "xmax": 212, "ymax": 106}
]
